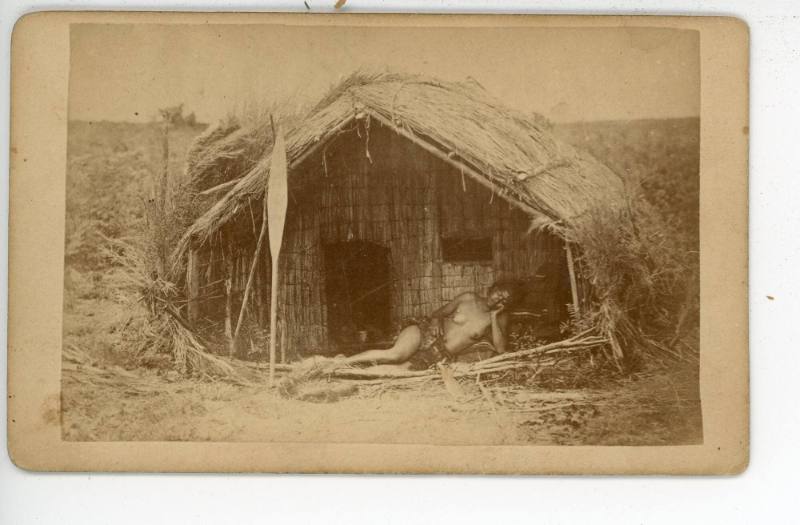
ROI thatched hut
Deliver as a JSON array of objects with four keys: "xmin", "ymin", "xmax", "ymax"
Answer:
[{"xmin": 174, "ymin": 72, "xmax": 626, "ymax": 361}]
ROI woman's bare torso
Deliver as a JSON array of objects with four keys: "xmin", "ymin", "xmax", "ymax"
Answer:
[{"xmin": 441, "ymin": 294, "xmax": 493, "ymax": 355}]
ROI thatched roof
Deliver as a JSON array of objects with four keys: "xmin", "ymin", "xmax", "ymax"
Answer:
[
  {"xmin": 184, "ymin": 118, "xmax": 272, "ymax": 191},
  {"xmin": 176, "ymin": 72, "xmax": 626, "ymax": 258}
]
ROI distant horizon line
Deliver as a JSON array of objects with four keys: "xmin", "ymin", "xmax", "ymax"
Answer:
[{"xmin": 67, "ymin": 114, "xmax": 701, "ymax": 127}]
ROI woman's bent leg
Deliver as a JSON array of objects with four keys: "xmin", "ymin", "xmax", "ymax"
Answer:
[{"xmin": 343, "ymin": 325, "xmax": 422, "ymax": 366}]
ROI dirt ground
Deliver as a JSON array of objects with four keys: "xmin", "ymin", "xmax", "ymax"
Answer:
[
  {"xmin": 61, "ymin": 294, "xmax": 701, "ymax": 445},
  {"xmin": 62, "ymin": 366, "xmax": 703, "ymax": 446}
]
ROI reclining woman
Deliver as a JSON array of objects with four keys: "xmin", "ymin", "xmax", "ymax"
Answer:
[{"xmin": 343, "ymin": 281, "xmax": 520, "ymax": 369}]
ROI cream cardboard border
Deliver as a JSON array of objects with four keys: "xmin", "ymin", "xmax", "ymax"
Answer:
[{"xmin": 7, "ymin": 12, "xmax": 748, "ymax": 474}]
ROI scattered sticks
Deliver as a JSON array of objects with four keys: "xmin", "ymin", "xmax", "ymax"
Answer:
[{"xmin": 273, "ymin": 335, "xmax": 608, "ymax": 388}]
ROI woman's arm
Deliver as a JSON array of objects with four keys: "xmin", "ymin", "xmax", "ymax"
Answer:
[
  {"xmin": 429, "ymin": 292, "xmax": 473, "ymax": 319},
  {"xmin": 490, "ymin": 308, "xmax": 509, "ymax": 354}
]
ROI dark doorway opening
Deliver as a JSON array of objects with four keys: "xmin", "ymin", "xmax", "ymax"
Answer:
[
  {"xmin": 323, "ymin": 241, "xmax": 392, "ymax": 351},
  {"xmin": 510, "ymin": 258, "xmax": 574, "ymax": 342}
]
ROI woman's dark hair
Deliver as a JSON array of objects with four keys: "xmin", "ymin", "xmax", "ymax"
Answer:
[{"xmin": 488, "ymin": 279, "xmax": 524, "ymax": 308}]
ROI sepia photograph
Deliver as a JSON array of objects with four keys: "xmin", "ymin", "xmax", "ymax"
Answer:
[
  {"xmin": 7, "ymin": 12, "xmax": 749, "ymax": 474},
  {"xmin": 59, "ymin": 20, "xmax": 702, "ymax": 446}
]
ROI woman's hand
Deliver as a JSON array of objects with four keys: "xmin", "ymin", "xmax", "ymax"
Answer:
[
  {"xmin": 490, "ymin": 304, "xmax": 508, "ymax": 354},
  {"xmin": 490, "ymin": 303, "xmax": 506, "ymax": 319}
]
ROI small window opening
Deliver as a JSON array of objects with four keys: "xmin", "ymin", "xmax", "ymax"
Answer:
[{"xmin": 441, "ymin": 237, "xmax": 493, "ymax": 263}]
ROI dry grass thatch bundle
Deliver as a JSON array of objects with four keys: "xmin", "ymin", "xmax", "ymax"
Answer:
[
  {"xmin": 102, "ymin": 236, "xmax": 244, "ymax": 380},
  {"xmin": 551, "ymin": 194, "xmax": 696, "ymax": 365},
  {"xmin": 183, "ymin": 104, "xmax": 305, "ymax": 193}
]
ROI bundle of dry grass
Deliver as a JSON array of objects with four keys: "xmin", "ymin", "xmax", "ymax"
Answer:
[
  {"xmin": 184, "ymin": 119, "xmax": 271, "ymax": 192},
  {"xmin": 542, "ymin": 191, "xmax": 697, "ymax": 366},
  {"xmin": 102, "ymin": 236, "xmax": 243, "ymax": 380},
  {"xmin": 184, "ymin": 103, "xmax": 304, "ymax": 193},
  {"xmin": 184, "ymin": 118, "xmax": 241, "ymax": 185}
]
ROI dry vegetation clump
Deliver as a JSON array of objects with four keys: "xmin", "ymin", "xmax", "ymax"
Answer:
[
  {"xmin": 102, "ymin": 235, "xmax": 242, "ymax": 380},
  {"xmin": 555, "ymin": 191, "xmax": 695, "ymax": 368},
  {"xmin": 184, "ymin": 118, "xmax": 270, "ymax": 192},
  {"xmin": 184, "ymin": 101, "xmax": 305, "ymax": 192}
]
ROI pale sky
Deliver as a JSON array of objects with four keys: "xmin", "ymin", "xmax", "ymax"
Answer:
[{"xmin": 69, "ymin": 23, "xmax": 699, "ymax": 124}]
